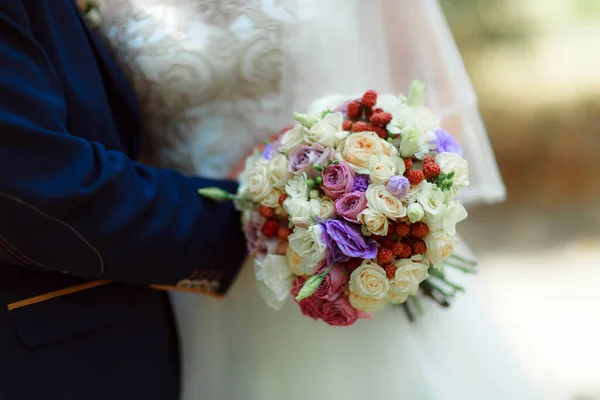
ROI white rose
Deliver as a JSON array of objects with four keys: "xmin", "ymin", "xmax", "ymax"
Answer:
[
  {"xmin": 365, "ymin": 184, "xmax": 406, "ymax": 220},
  {"xmin": 279, "ymin": 125, "xmax": 307, "ymax": 153},
  {"xmin": 337, "ymin": 131, "xmax": 398, "ymax": 173},
  {"xmin": 303, "ymin": 112, "xmax": 347, "ymax": 148},
  {"xmin": 417, "ymin": 182, "xmax": 447, "ymax": 223},
  {"xmin": 349, "ymin": 292, "xmax": 387, "ymax": 313},
  {"xmin": 288, "ymin": 225, "xmax": 327, "ymax": 275},
  {"xmin": 268, "ymin": 153, "xmax": 292, "ymax": 188},
  {"xmin": 349, "ymin": 261, "xmax": 390, "ymax": 300},
  {"xmin": 368, "ymin": 154, "xmax": 405, "ymax": 184},
  {"xmin": 387, "ymin": 259, "xmax": 429, "ymax": 304},
  {"xmin": 435, "ymin": 152, "xmax": 470, "ymax": 190},
  {"xmin": 425, "ymin": 231, "xmax": 458, "ymax": 270},
  {"xmin": 441, "ymin": 201, "xmax": 468, "ymax": 235},
  {"xmin": 318, "ymin": 197, "xmax": 336, "ymax": 219},
  {"xmin": 357, "ymin": 208, "xmax": 389, "ymax": 236},
  {"xmin": 389, "ymin": 104, "xmax": 437, "ymax": 159},
  {"xmin": 284, "ymin": 198, "xmax": 320, "ymax": 219},
  {"xmin": 247, "ymin": 160, "xmax": 272, "ymax": 202},
  {"xmin": 285, "ymin": 172, "xmax": 309, "ymax": 200},
  {"xmin": 254, "ymin": 255, "xmax": 293, "ymax": 311}
]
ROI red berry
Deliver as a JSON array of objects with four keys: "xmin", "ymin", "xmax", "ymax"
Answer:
[
  {"xmin": 362, "ymin": 90, "xmax": 378, "ymax": 107},
  {"xmin": 371, "ymin": 125, "xmax": 388, "ymax": 139},
  {"xmin": 277, "ymin": 226, "xmax": 292, "ymax": 241},
  {"xmin": 407, "ymin": 169, "xmax": 425, "ymax": 186},
  {"xmin": 393, "ymin": 242, "xmax": 412, "ymax": 258},
  {"xmin": 351, "ymin": 121, "xmax": 371, "ymax": 133},
  {"xmin": 410, "ymin": 222, "xmax": 430, "ymax": 238},
  {"xmin": 347, "ymin": 101, "xmax": 361, "ymax": 119},
  {"xmin": 411, "ymin": 239, "xmax": 427, "ymax": 255},
  {"xmin": 369, "ymin": 112, "xmax": 393, "ymax": 127},
  {"xmin": 377, "ymin": 248, "xmax": 394, "ymax": 264},
  {"xmin": 278, "ymin": 193, "xmax": 288, "ymax": 207},
  {"xmin": 380, "ymin": 238, "xmax": 395, "ymax": 249},
  {"xmin": 395, "ymin": 222, "xmax": 410, "ymax": 237},
  {"xmin": 404, "ymin": 158, "xmax": 413, "ymax": 171},
  {"xmin": 423, "ymin": 162, "xmax": 441, "ymax": 179},
  {"xmin": 342, "ymin": 120, "xmax": 353, "ymax": 131},
  {"xmin": 384, "ymin": 263, "xmax": 397, "ymax": 280},
  {"xmin": 423, "ymin": 155, "xmax": 436, "ymax": 165},
  {"xmin": 259, "ymin": 205, "xmax": 274, "ymax": 219},
  {"xmin": 373, "ymin": 108, "xmax": 384, "ymax": 114},
  {"xmin": 261, "ymin": 220, "xmax": 279, "ymax": 238}
]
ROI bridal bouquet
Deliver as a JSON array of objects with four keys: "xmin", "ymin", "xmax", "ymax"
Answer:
[{"xmin": 200, "ymin": 82, "xmax": 477, "ymax": 326}]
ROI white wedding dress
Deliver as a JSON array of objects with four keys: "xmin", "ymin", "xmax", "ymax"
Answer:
[{"xmin": 95, "ymin": 1, "xmax": 535, "ymax": 399}]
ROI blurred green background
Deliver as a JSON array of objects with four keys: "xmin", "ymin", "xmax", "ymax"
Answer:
[{"xmin": 439, "ymin": 1, "xmax": 600, "ymax": 398}]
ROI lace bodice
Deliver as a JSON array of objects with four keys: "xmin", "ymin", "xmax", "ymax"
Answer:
[{"xmin": 96, "ymin": 0, "xmax": 296, "ymax": 178}]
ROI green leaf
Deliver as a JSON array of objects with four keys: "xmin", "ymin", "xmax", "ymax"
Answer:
[
  {"xmin": 295, "ymin": 264, "xmax": 334, "ymax": 302},
  {"xmin": 321, "ymin": 109, "xmax": 332, "ymax": 118}
]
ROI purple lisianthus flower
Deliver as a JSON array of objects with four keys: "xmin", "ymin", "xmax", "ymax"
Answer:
[
  {"xmin": 352, "ymin": 174, "xmax": 370, "ymax": 192},
  {"xmin": 386, "ymin": 175, "xmax": 410, "ymax": 199},
  {"xmin": 335, "ymin": 192, "xmax": 367, "ymax": 224},
  {"xmin": 288, "ymin": 144, "xmax": 335, "ymax": 177},
  {"xmin": 321, "ymin": 162, "xmax": 355, "ymax": 200},
  {"xmin": 321, "ymin": 220, "xmax": 378, "ymax": 265},
  {"xmin": 434, "ymin": 128, "xmax": 463, "ymax": 156}
]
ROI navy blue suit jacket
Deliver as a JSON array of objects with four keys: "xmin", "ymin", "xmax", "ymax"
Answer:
[{"xmin": 0, "ymin": 1, "xmax": 247, "ymax": 398}]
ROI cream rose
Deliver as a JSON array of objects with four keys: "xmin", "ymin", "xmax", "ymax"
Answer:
[
  {"xmin": 435, "ymin": 152, "xmax": 470, "ymax": 190},
  {"xmin": 285, "ymin": 172, "xmax": 309, "ymax": 200},
  {"xmin": 318, "ymin": 197, "xmax": 336, "ymax": 219},
  {"xmin": 357, "ymin": 209, "xmax": 389, "ymax": 236},
  {"xmin": 288, "ymin": 225, "xmax": 327, "ymax": 275},
  {"xmin": 337, "ymin": 131, "xmax": 398, "ymax": 173},
  {"xmin": 425, "ymin": 231, "xmax": 458, "ymax": 270},
  {"xmin": 349, "ymin": 261, "xmax": 390, "ymax": 300},
  {"xmin": 349, "ymin": 292, "xmax": 387, "ymax": 313},
  {"xmin": 368, "ymin": 154, "xmax": 405, "ymax": 184},
  {"xmin": 386, "ymin": 259, "xmax": 429, "ymax": 304},
  {"xmin": 286, "ymin": 246, "xmax": 305, "ymax": 276},
  {"xmin": 254, "ymin": 255, "xmax": 293, "ymax": 311},
  {"xmin": 278, "ymin": 125, "xmax": 307, "ymax": 153},
  {"xmin": 417, "ymin": 182, "xmax": 447, "ymax": 223},
  {"xmin": 365, "ymin": 184, "xmax": 407, "ymax": 220},
  {"xmin": 268, "ymin": 153, "xmax": 292, "ymax": 188},
  {"xmin": 247, "ymin": 160, "xmax": 272, "ymax": 202}
]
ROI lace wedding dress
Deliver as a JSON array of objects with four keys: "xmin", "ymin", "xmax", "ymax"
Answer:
[{"xmin": 94, "ymin": 1, "xmax": 534, "ymax": 399}]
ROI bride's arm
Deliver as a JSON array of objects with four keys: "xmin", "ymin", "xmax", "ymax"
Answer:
[{"xmin": 0, "ymin": 8, "xmax": 246, "ymax": 295}]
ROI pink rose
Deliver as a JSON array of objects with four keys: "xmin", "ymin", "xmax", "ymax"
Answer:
[
  {"xmin": 335, "ymin": 192, "xmax": 367, "ymax": 223},
  {"xmin": 291, "ymin": 277, "xmax": 324, "ymax": 320},
  {"xmin": 321, "ymin": 295, "xmax": 371, "ymax": 326},
  {"xmin": 314, "ymin": 263, "xmax": 349, "ymax": 301},
  {"xmin": 320, "ymin": 161, "xmax": 356, "ymax": 200}
]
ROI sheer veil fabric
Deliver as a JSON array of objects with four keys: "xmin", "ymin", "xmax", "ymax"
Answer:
[{"xmin": 93, "ymin": 1, "xmax": 535, "ymax": 399}]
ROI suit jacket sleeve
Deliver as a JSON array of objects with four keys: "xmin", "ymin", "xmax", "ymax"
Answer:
[{"xmin": 0, "ymin": 7, "xmax": 247, "ymax": 295}]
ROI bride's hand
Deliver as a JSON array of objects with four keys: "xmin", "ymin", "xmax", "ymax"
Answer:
[{"xmin": 226, "ymin": 126, "xmax": 293, "ymax": 180}]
